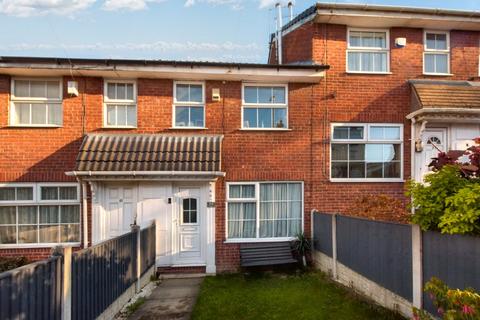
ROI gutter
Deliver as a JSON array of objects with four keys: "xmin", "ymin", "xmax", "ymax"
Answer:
[
  {"xmin": 406, "ymin": 108, "xmax": 480, "ymax": 119},
  {"xmin": 66, "ymin": 170, "xmax": 226, "ymax": 177}
]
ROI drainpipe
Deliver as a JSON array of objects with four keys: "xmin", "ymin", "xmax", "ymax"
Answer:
[{"xmin": 81, "ymin": 182, "xmax": 89, "ymax": 248}]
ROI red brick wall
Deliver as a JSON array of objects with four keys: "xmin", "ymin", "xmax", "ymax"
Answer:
[
  {"xmin": 0, "ymin": 76, "xmax": 317, "ymax": 272},
  {"xmin": 277, "ymin": 23, "xmax": 480, "ymax": 219}
]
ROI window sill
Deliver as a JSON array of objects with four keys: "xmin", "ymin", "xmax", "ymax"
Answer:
[
  {"xmin": 0, "ymin": 242, "xmax": 81, "ymax": 249},
  {"xmin": 102, "ymin": 126, "xmax": 137, "ymax": 129},
  {"xmin": 240, "ymin": 128, "xmax": 292, "ymax": 132},
  {"xmin": 330, "ymin": 178, "xmax": 405, "ymax": 183},
  {"xmin": 423, "ymin": 73, "xmax": 454, "ymax": 77},
  {"xmin": 7, "ymin": 125, "xmax": 63, "ymax": 128},
  {"xmin": 346, "ymin": 71, "xmax": 392, "ymax": 75},
  {"xmin": 224, "ymin": 237, "xmax": 296, "ymax": 244},
  {"xmin": 169, "ymin": 127, "xmax": 208, "ymax": 130}
]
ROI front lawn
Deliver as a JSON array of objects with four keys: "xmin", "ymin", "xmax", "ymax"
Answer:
[{"xmin": 192, "ymin": 271, "xmax": 404, "ymax": 320}]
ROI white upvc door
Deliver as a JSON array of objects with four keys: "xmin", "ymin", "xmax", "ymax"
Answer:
[
  {"xmin": 137, "ymin": 183, "xmax": 173, "ymax": 266},
  {"xmin": 106, "ymin": 184, "xmax": 136, "ymax": 239},
  {"xmin": 420, "ymin": 128, "xmax": 447, "ymax": 180},
  {"xmin": 172, "ymin": 187, "xmax": 205, "ymax": 265}
]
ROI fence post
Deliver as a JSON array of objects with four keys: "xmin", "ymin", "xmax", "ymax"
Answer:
[
  {"xmin": 412, "ymin": 224, "xmax": 423, "ymax": 309},
  {"xmin": 62, "ymin": 246, "xmax": 72, "ymax": 320},
  {"xmin": 132, "ymin": 224, "xmax": 141, "ymax": 293},
  {"xmin": 332, "ymin": 213, "xmax": 338, "ymax": 280}
]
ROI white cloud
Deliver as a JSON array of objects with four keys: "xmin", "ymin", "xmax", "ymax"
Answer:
[
  {"xmin": 0, "ymin": 0, "xmax": 96, "ymax": 17},
  {"xmin": 184, "ymin": 0, "xmax": 244, "ymax": 10},
  {"xmin": 103, "ymin": 0, "xmax": 165, "ymax": 11}
]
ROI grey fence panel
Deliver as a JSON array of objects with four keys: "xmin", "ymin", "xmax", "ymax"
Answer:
[
  {"xmin": 0, "ymin": 256, "xmax": 63, "ymax": 320},
  {"xmin": 313, "ymin": 213, "xmax": 332, "ymax": 257},
  {"xmin": 140, "ymin": 223, "xmax": 156, "ymax": 276},
  {"xmin": 72, "ymin": 231, "xmax": 137, "ymax": 320},
  {"xmin": 422, "ymin": 231, "xmax": 480, "ymax": 315},
  {"xmin": 336, "ymin": 215, "xmax": 413, "ymax": 301}
]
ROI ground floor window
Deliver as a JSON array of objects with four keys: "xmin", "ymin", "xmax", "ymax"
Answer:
[
  {"xmin": 330, "ymin": 123, "xmax": 403, "ymax": 181},
  {"xmin": 0, "ymin": 183, "xmax": 80, "ymax": 246},
  {"xmin": 226, "ymin": 182, "xmax": 302, "ymax": 240}
]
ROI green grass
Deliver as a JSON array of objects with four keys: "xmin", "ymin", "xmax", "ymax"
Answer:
[
  {"xmin": 125, "ymin": 297, "xmax": 146, "ymax": 316},
  {"xmin": 192, "ymin": 271, "xmax": 405, "ymax": 320}
]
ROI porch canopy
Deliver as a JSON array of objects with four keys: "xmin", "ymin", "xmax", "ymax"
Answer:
[
  {"xmin": 66, "ymin": 134, "xmax": 224, "ymax": 180},
  {"xmin": 407, "ymin": 80, "xmax": 480, "ymax": 123}
]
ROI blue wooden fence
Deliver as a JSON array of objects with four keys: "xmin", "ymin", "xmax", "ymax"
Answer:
[{"xmin": 0, "ymin": 256, "xmax": 63, "ymax": 320}]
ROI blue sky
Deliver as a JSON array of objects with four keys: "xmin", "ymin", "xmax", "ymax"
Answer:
[{"xmin": 0, "ymin": 0, "xmax": 478, "ymax": 63}]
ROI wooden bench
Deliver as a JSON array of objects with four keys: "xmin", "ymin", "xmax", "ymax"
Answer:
[{"xmin": 240, "ymin": 242, "xmax": 297, "ymax": 267}]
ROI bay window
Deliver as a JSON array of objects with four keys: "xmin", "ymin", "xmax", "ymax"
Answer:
[
  {"xmin": 242, "ymin": 84, "xmax": 288, "ymax": 129},
  {"xmin": 10, "ymin": 79, "xmax": 63, "ymax": 126},
  {"xmin": 173, "ymin": 82, "xmax": 205, "ymax": 128},
  {"xmin": 347, "ymin": 29, "xmax": 389, "ymax": 73},
  {"xmin": 331, "ymin": 124, "xmax": 403, "ymax": 181},
  {"xmin": 0, "ymin": 184, "xmax": 81, "ymax": 246},
  {"xmin": 226, "ymin": 182, "xmax": 303, "ymax": 240},
  {"xmin": 424, "ymin": 31, "xmax": 450, "ymax": 75},
  {"xmin": 104, "ymin": 80, "xmax": 137, "ymax": 127}
]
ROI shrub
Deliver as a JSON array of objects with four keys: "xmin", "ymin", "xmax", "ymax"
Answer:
[
  {"xmin": 406, "ymin": 165, "xmax": 473, "ymax": 233},
  {"xmin": 0, "ymin": 256, "xmax": 29, "ymax": 273},
  {"xmin": 346, "ymin": 194, "xmax": 410, "ymax": 224},
  {"xmin": 413, "ymin": 277, "xmax": 480, "ymax": 320},
  {"xmin": 440, "ymin": 183, "xmax": 480, "ymax": 235}
]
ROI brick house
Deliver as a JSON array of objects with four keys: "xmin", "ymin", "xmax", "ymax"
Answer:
[{"xmin": 1, "ymin": 3, "xmax": 480, "ymax": 273}]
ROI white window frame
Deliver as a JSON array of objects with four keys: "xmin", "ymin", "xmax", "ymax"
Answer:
[
  {"xmin": 103, "ymin": 79, "xmax": 137, "ymax": 128},
  {"xmin": 423, "ymin": 30, "xmax": 451, "ymax": 75},
  {"xmin": 346, "ymin": 28, "xmax": 390, "ymax": 74},
  {"xmin": 241, "ymin": 83, "xmax": 289, "ymax": 130},
  {"xmin": 0, "ymin": 182, "xmax": 81, "ymax": 248},
  {"xmin": 330, "ymin": 123, "xmax": 404, "ymax": 183},
  {"xmin": 10, "ymin": 78, "xmax": 63, "ymax": 127},
  {"xmin": 172, "ymin": 81, "xmax": 206, "ymax": 129},
  {"xmin": 225, "ymin": 181, "xmax": 304, "ymax": 243}
]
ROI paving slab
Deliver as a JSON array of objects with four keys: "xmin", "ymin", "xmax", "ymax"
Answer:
[{"xmin": 129, "ymin": 277, "xmax": 203, "ymax": 320}]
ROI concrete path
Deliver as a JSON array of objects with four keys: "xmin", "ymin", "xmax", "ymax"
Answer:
[{"xmin": 129, "ymin": 277, "xmax": 203, "ymax": 320}]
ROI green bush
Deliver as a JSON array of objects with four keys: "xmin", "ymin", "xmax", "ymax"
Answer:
[
  {"xmin": 440, "ymin": 184, "xmax": 480, "ymax": 235},
  {"xmin": 0, "ymin": 256, "xmax": 29, "ymax": 273},
  {"xmin": 407, "ymin": 165, "xmax": 470, "ymax": 232}
]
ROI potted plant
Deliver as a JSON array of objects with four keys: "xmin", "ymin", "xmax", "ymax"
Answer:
[{"xmin": 293, "ymin": 232, "xmax": 311, "ymax": 267}]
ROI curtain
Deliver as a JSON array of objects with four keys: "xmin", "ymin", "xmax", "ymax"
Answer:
[
  {"xmin": 0, "ymin": 226, "xmax": 16, "ymax": 244},
  {"xmin": 59, "ymin": 187, "xmax": 77, "ymax": 200},
  {"xmin": 228, "ymin": 202, "xmax": 255, "ymax": 238},
  {"xmin": 40, "ymin": 206, "xmax": 59, "ymax": 223},
  {"xmin": 16, "ymin": 187, "xmax": 33, "ymax": 201},
  {"xmin": 0, "ymin": 188, "xmax": 15, "ymax": 201},
  {"xmin": 0, "ymin": 206, "xmax": 16, "ymax": 224},
  {"xmin": 18, "ymin": 206, "xmax": 37, "ymax": 224},
  {"xmin": 41, "ymin": 187, "xmax": 58, "ymax": 200},
  {"xmin": 60, "ymin": 205, "xmax": 80, "ymax": 223}
]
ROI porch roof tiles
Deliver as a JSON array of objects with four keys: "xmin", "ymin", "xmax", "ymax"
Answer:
[
  {"xmin": 75, "ymin": 134, "xmax": 223, "ymax": 172},
  {"xmin": 412, "ymin": 83, "xmax": 480, "ymax": 109}
]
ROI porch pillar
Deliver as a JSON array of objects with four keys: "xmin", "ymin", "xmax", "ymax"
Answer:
[{"xmin": 206, "ymin": 181, "xmax": 216, "ymax": 274}]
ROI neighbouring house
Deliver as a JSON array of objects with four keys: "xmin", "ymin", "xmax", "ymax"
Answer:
[{"xmin": 0, "ymin": 2, "xmax": 480, "ymax": 273}]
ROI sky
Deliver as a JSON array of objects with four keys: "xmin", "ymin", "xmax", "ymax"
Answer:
[{"xmin": 0, "ymin": 0, "xmax": 479, "ymax": 63}]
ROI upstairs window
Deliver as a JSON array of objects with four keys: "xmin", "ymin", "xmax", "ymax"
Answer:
[
  {"xmin": 173, "ymin": 82, "xmax": 205, "ymax": 128},
  {"xmin": 10, "ymin": 79, "xmax": 63, "ymax": 126},
  {"xmin": 347, "ymin": 29, "xmax": 389, "ymax": 73},
  {"xmin": 104, "ymin": 80, "xmax": 137, "ymax": 127},
  {"xmin": 331, "ymin": 124, "xmax": 403, "ymax": 181},
  {"xmin": 242, "ymin": 84, "xmax": 288, "ymax": 129},
  {"xmin": 424, "ymin": 31, "xmax": 450, "ymax": 75}
]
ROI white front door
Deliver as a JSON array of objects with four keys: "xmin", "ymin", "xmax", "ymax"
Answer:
[
  {"xmin": 420, "ymin": 128, "xmax": 447, "ymax": 180},
  {"xmin": 106, "ymin": 184, "xmax": 136, "ymax": 238},
  {"xmin": 137, "ymin": 183, "xmax": 173, "ymax": 266},
  {"xmin": 173, "ymin": 187, "xmax": 205, "ymax": 265}
]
